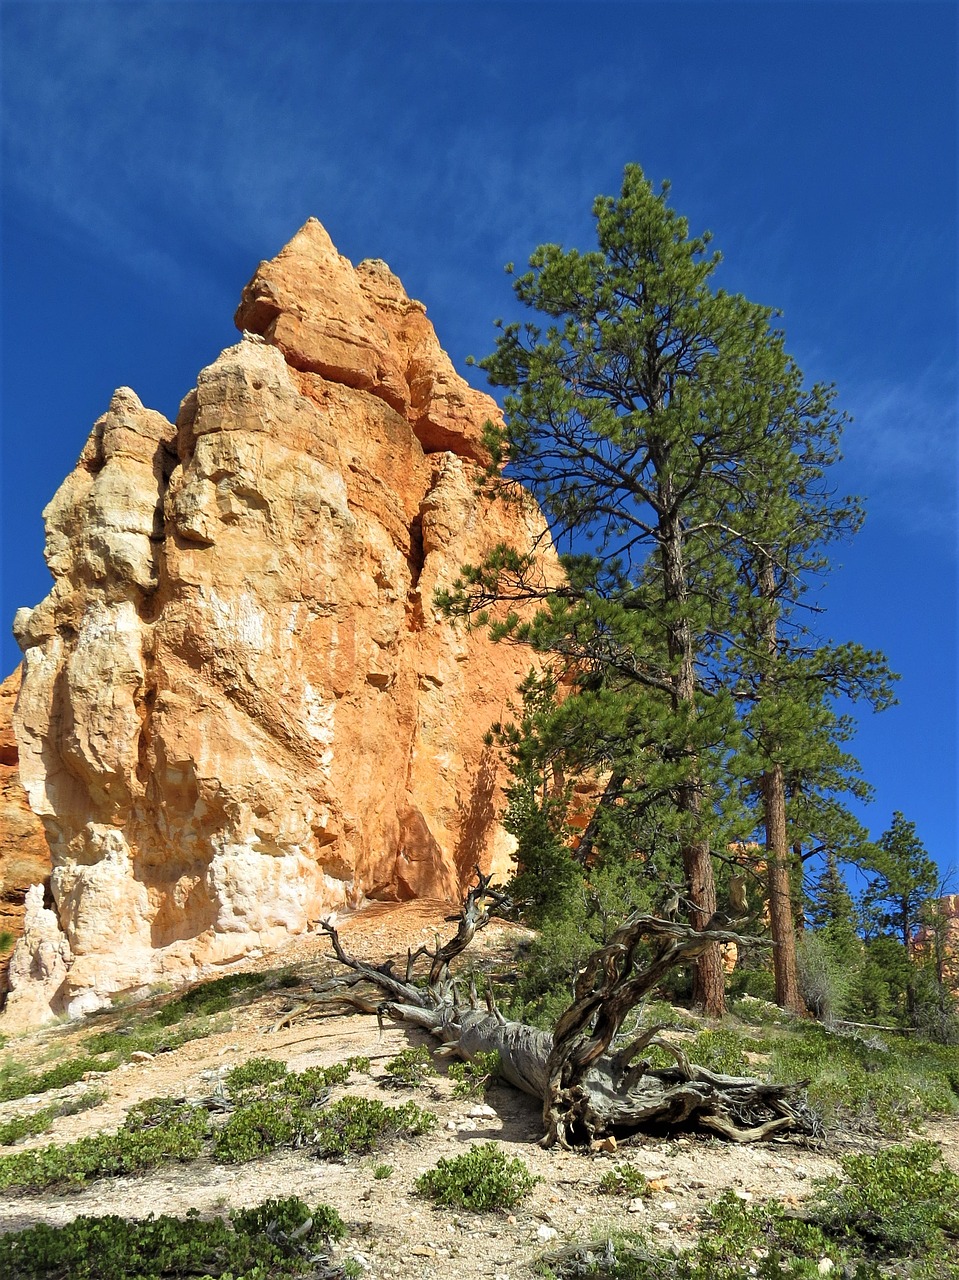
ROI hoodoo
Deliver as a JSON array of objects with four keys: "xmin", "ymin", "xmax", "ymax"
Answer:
[{"xmin": 5, "ymin": 221, "xmax": 556, "ymax": 1026}]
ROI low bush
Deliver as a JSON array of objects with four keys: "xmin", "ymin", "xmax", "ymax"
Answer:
[
  {"xmin": 596, "ymin": 1164, "xmax": 650, "ymax": 1198},
  {"xmin": 448, "ymin": 1050, "xmax": 501, "ymax": 1098},
  {"xmin": 314, "ymin": 1096, "xmax": 436, "ymax": 1157},
  {"xmin": 0, "ymin": 1109, "xmax": 53, "ymax": 1146},
  {"xmin": 382, "ymin": 1046, "xmax": 436, "ymax": 1089},
  {"xmin": 416, "ymin": 1142, "xmax": 538, "ymax": 1210},
  {"xmin": 82, "ymin": 1017, "xmax": 214, "ymax": 1061},
  {"xmin": 153, "ymin": 971, "xmax": 266, "ymax": 1024},
  {"xmin": 0, "ymin": 1055, "xmax": 114, "ymax": 1104},
  {"xmin": 0, "ymin": 1087, "xmax": 107, "ymax": 1147},
  {"xmin": 685, "ymin": 1028, "xmax": 758, "ymax": 1076},
  {"xmin": 224, "ymin": 1055, "xmax": 289, "ymax": 1094},
  {"xmin": 0, "ymin": 1197, "xmax": 351, "ymax": 1279},
  {"xmin": 230, "ymin": 1194, "xmax": 346, "ymax": 1242},
  {"xmin": 809, "ymin": 1141, "xmax": 959, "ymax": 1261},
  {"xmin": 213, "ymin": 1097, "xmax": 312, "ymax": 1163},
  {"xmin": 0, "ymin": 1056, "xmax": 389, "ymax": 1187},
  {"xmin": 541, "ymin": 1142, "xmax": 959, "ymax": 1279},
  {"xmin": 0, "ymin": 1098, "xmax": 209, "ymax": 1191},
  {"xmin": 771, "ymin": 1021, "xmax": 959, "ymax": 1137}
]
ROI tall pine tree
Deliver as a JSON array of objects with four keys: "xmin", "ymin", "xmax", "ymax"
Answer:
[{"xmin": 445, "ymin": 166, "xmax": 889, "ymax": 1016}]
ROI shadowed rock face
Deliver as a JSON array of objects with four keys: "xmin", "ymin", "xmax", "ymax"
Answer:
[
  {"xmin": 0, "ymin": 669, "xmax": 53, "ymax": 1008},
  {"xmin": 6, "ymin": 221, "xmax": 557, "ymax": 1025}
]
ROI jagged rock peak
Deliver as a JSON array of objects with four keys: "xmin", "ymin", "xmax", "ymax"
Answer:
[
  {"xmin": 3, "ymin": 222, "xmax": 557, "ymax": 1028},
  {"xmin": 235, "ymin": 219, "xmax": 495, "ymax": 463}
]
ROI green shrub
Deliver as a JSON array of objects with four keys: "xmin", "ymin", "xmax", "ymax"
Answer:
[
  {"xmin": 636, "ymin": 1000, "xmax": 699, "ymax": 1030},
  {"xmin": 543, "ymin": 1145, "xmax": 959, "ymax": 1279},
  {"xmin": 0, "ymin": 1109, "xmax": 53, "ymax": 1145},
  {"xmin": 382, "ymin": 1046, "xmax": 436, "ymax": 1088},
  {"xmin": 0, "ymin": 1088, "xmax": 107, "ymax": 1147},
  {"xmin": 214, "ymin": 1057, "xmax": 378, "ymax": 1161},
  {"xmin": 726, "ymin": 965, "xmax": 777, "ymax": 1004},
  {"xmin": 224, "ymin": 1056, "xmax": 289, "ymax": 1094},
  {"xmin": 283, "ymin": 1063, "xmax": 346, "ymax": 1101},
  {"xmin": 153, "ymin": 971, "xmax": 266, "ymax": 1024},
  {"xmin": 540, "ymin": 1193, "xmax": 842, "ymax": 1279},
  {"xmin": 314, "ymin": 1096, "xmax": 436, "ymax": 1157},
  {"xmin": 372, "ymin": 1162, "xmax": 393, "ymax": 1179},
  {"xmin": 0, "ymin": 1055, "xmax": 114, "ymax": 1104},
  {"xmin": 730, "ymin": 994, "xmax": 787, "ymax": 1027},
  {"xmin": 58, "ymin": 1086, "xmax": 108, "ymax": 1116},
  {"xmin": 810, "ymin": 1141, "xmax": 959, "ymax": 1260},
  {"xmin": 0, "ymin": 1198, "xmax": 351, "ymax": 1279},
  {"xmin": 213, "ymin": 1097, "xmax": 313, "ymax": 1164},
  {"xmin": 596, "ymin": 1164, "xmax": 650, "ymax": 1198},
  {"xmin": 82, "ymin": 1015, "xmax": 213, "ymax": 1060},
  {"xmin": 416, "ymin": 1142, "xmax": 538, "ymax": 1210},
  {"xmin": 0, "ymin": 1054, "xmax": 385, "ymax": 1187},
  {"xmin": 230, "ymin": 1194, "xmax": 346, "ymax": 1242},
  {"xmin": 448, "ymin": 1050, "xmax": 501, "ymax": 1098},
  {"xmin": 686, "ymin": 1028, "xmax": 756, "ymax": 1076},
  {"xmin": 767, "ymin": 1019, "xmax": 959, "ymax": 1136},
  {"xmin": 0, "ymin": 1099, "xmax": 209, "ymax": 1191}
]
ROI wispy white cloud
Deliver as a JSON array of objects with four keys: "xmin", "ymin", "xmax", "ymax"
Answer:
[
  {"xmin": 838, "ymin": 360, "xmax": 957, "ymax": 541},
  {"xmin": 1, "ymin": 4, "xmax": 715, "ymax": 310}
]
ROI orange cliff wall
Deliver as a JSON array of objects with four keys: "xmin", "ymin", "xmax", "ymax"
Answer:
[
  {"xmin": 4, "ymin": 221, "xmax": 560, "ymax": 1027},
  {"xmin": 0, "ymin": 669, "xmax": 53, "ymax": 1000}
]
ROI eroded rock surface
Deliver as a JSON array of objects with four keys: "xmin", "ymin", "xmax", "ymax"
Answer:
[
  {"xmin": 0, "ymin": 669, "xmax": 53, "ymax": 1000},
  {"xmin": 6, "ymin": 221, "xmax": 556, "ymax": 1025}
]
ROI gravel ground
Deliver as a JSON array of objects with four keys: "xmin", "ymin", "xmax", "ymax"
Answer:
[{"xmin": 0, "ymin": 901, "xmax": 953, "ymax": 1279}]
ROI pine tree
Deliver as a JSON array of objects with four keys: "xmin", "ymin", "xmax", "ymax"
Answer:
[
  {"xmin": 862, "ymin": 812, "xmax": 939, "ymax": 952},
  {"xmin": 445, "ymin": 166, "xmax": 891, "ymax": 1018},
  {"xmin": 705, "ymin": 359, "xmax": 895, "ymax": 1013},
  {"xmin": 807, "ymin": 850, "xmax": 863, "ymax": 967},
  {"xmin": 855, "ymin": 812, "xmax": 939, "ymax": 1023}
]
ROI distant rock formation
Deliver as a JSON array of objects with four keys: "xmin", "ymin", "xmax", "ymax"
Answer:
[
  {"xmin": 5, "ymin": 221, "xmax": 557, "ymax": 1026},
  {"xmin": 914, "ymin": 894, "xmax": 959, "ymax": 994}
]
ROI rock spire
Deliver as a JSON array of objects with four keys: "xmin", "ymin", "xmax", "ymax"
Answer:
[{"xmin": 5, "ymin": 222, "xmax": 556, "ymax": 1025}]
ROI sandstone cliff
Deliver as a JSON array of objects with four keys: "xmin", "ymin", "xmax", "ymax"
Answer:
[
  {"xmin": 0, "ymin": 669, "xmax": 53, "ymax": 999},
  {"xmin": 6, "ymin": 220, "xmax": 556, "ymax": 1025}
]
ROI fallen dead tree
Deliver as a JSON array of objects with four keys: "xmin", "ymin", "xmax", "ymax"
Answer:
[{"xmin": 319, "ymin": 873, "xmax": 813, "ymax": 1149}]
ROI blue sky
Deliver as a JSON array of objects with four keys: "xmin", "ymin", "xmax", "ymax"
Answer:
[{"xmin": 1, "ymin": 2, "xmax": 956, "ymax": 879}]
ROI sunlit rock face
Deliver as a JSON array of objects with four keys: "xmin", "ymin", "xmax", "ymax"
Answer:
[
  {"xmin": 0, "ymin": 668, "xmax": 53, "ymax": 1006},
  {"xmin": 5, "ymin": 221, "xmax": 556, "ymax": 1026},
  {"xmin": 914, "ymin": 895, "xmax": 959, "ymax": 995}
]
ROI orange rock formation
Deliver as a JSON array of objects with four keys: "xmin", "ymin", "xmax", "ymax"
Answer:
[
  {"xmin": 5, "ymin": 221, "xmax": 557, "ymax": 1025},
  {"xmin": 0, "ymin": 669, "xmax": 53, "ymax": 999}
]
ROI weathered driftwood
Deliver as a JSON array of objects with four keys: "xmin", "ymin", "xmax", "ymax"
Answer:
[{"xmin": 319, "ymin": 873, "xmax": 812, "ymax": 1149}]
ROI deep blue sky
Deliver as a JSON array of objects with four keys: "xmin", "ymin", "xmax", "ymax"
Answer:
[{"xmin": 2, "ymin": 2, "xmax": 956, "ymax": 879}]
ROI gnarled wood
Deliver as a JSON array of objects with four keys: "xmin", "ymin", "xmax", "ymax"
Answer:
[{"xmin": 321, "ymin": 877, "xmax": 813, "ymax": 1148}]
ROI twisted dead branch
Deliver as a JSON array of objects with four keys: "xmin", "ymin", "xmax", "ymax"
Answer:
[{"xmin": 320, "ymin": 872, "xmax": 812, "ymax": 1148}]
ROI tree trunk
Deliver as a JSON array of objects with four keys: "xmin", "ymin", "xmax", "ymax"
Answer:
[
  {"xmin": 658, "ymin": 487, "xmax": 724, "ymax": 1018},
  {"xmin": 757, "ymin": 557, "xmax": 805, "ymax": 1016},
  {"xmin": 685, "ymin": 827, "xmax": 726, "ymax": 1015},
  {"xmin": 319, "ymin": 874, "xmax": 811, "ymax": 1148},
  {"xmin": 763, "ymin": 763, "xmax": 805, "ymax": 1014}
]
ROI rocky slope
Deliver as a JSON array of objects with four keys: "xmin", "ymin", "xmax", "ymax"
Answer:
[{"xmin": 5, "ymin": 221, "xmax": 557, "ymax": 1027}]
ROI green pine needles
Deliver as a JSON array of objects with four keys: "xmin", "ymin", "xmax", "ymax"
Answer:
[{"xmin": 442, "ymin": 162, "xmax": 899, "ymax": 1021}]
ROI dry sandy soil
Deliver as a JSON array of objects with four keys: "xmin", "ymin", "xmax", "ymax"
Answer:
[{"xmin": 1, "ymin": 901, "xmax": 956, "ymax": 1279}]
